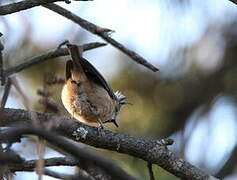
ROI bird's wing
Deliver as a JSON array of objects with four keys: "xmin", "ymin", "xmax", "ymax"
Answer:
[
  {"xmin": 65, "ymin": 60, "xmax": 73, "ymax": 80},
  {"xmin": 66, "ymin": 43, "xmax": 116, "ymax": 100},
  {"xmin": 80, "ymin": 57, "xmax": 116, "ymax": 100}
]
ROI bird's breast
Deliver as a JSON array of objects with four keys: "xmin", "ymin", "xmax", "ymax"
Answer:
[{"xmin": 61, "ymin": 82, "xmax": 116, "ymax": 124}]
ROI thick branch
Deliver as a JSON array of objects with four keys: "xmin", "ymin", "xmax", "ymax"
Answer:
[
  {"xmin": 0, "ymin": 126, "xmax": 138, "ymax": 180},
  {"xmin": 0, "ymin": 0, "xmax": 63, "ymax": 15},
  {"xmin": 0, "ymin": 108, "xmax": 218, "ymax": 180},
  {"xmin": 4, "ymin": 42, "xmax": 106, "ymax": 77},
  {"xmin": 43, "ymin": 3, "xmax": 159, "ymax": 72}
]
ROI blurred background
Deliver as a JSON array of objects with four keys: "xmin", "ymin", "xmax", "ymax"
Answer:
[{"xmin": 1, "ymin": 0, "xmax": 237, "ymax": 179}]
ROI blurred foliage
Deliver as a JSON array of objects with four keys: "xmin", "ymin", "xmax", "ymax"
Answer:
[{"xmin": 2, "ymin": 0, "xmax": 237, "ymax": 179}]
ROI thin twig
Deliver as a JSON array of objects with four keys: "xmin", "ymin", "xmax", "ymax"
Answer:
[
  {"xmin": 147, "ymin": 162, "xmax": 155, "ymax": 180},
  {"xmin": 10, "ymin": 77, "xmax": 30, "ymax": 110},
  {"xmin": 10, "ymin": 159, "xmax": 94, "ymax": 180},
  {"xmin": 0, "ymin": 78, "xmax": 11, "ymax": 111},
  {"xmin": 4, "ymin": 42, "xmax": 106, "ymax": 77},
  {"xmin": 44, "ymin": 169, "xmax": 74, "ymax": 180},
  {"xmin": 0, "ymin": 33, "xmax": 4, "ymax": 85},
  {"xmin": 229, "ymin": 0, "xmax": 237, "ymax": 5},
  {"xmin": 43, "ymin": 169, "xmax": 95, "ymax": 180},
  {"xmin": 9, "ymin": 156, "xmax": 111, "ymax": 180},
  {"xmin": 36, "ymin": 138, "xmax": 45, "ymax": 180},
  {"xmin": 43, "ymin": 3, "xmax": 159, "ymax": 72},
  {"xmin": 9, "ymin": 157, "xmax": 78, "ymax": 171},
  {"xmin": 41, "ymin": 168, "xmax": 71, "ymax": 180},
  {"xmin": 11, "ymin": 76, "xmax": 39, "ymax": 126},
  {"xmin": 0, "ymin": 108, "xmax": 219, "ymax": 180}
]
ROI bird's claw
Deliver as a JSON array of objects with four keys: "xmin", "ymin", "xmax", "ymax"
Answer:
[{"xmin": 104, "ymin": 119, "xmax": 119, "ymax": 128}]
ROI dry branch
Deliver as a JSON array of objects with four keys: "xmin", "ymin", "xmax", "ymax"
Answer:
[
  {"xmin": 0, "ymin": 125, "xmax": 139, "ymax": 180},
  {"xmin": 147, "ymin": 163, "xmax": 155, "ymax": 180},
  {"xmin": 43, "ymin": 169, "xmax": 95, "ymax": 180},
  {"xmin": 0, "ymin": 108, "xmax": 218, "ymax": 180},
  {"xmin": 43, "ymin": 3, "xmax": 159, "ymax": 72},
  {"xmin": 4, "ymin": 42, "xmax": 106, "ymax": 77},
  {"xmin": 229, "ymin": 0, "xmax": 237, "ymax": 5},
  {"xmin": 9, "ymin": 156, "xmax": 115, "ymax": 180},
  {"xmin": 0, "ymin": 34, "xmax": 4, "ymax": 84},
  {"xmin": 9, "ymin": 157, "xmax": 77, "ymax": 172},
  {"xmin": 0, "ymin": 78, "xmax": 11, "ymax": 110},
  {"xmin": 10, "ymin": 157, "xmax": 94, "ymax": 180},
  {"xmin": 0, "ymin": 0, "xmax": 63, "ymax": 15}
]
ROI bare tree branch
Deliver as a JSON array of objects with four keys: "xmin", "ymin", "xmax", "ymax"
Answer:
[
  {"xmin": 9, "ymin": 157, "xmax": 77, "ymax": 172},
  {"xmin": 4, "ymin": 42, "xmax": 106, "ymax": 77},
  {"xmin": 0, "ymin": 33, "xmax": 5, "ymax": 85},
  {"xmin": 0, "ymin": 78, "xmax": 11, "ymax": 111},
  {"xmin": 43, "ymin": 3, "xmax": 159, "ymax": 72},
  {"xmin": 0, "ymin": 125, "xmax": 139, "ymax": 180},
  {"xmin": 43, "ymin": 169, "xmax": 95, "ymax": 180},
  {"xmin": 0, "ymin": 149, "xmax": 24, "ymax": 165},
  {"xmin": 11, "ymin": 158, "xmax": 95, "ymax": 180},
  {"xmin": 229, "ymin": 0, "xmax": 237, "ymax": 5},
  {"xmin": 0, "ymin": 0, "xmax": 65, "ymax": 15},
  {"xmin": 0, "ymin": 108, "xmax": 218, "ymax": 180},
  {"xmin": 9, "ymin": 156, "xmax": 113, "ymax": 180},
  {"xmin": 147, "ymin": 163, "xmax": 155, "ymax": 180}
]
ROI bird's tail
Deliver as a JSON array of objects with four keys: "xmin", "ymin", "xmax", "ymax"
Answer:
[{"xmin": 114, "ymin": 91, "xmax": 131, "ymax": 112}]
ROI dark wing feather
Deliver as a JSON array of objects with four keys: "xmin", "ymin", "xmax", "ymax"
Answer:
[
  {"xmin": 79, "ymin": 57, "xmax": 116, "ymax": 100},
  {"xmin": 66, "ymin": 60, "xmax": 73, "ymax": 80}
]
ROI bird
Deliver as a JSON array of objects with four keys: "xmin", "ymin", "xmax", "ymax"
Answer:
[{"xmin": 61, "ymin": 43, "xmax": 128, "ymax": 129}]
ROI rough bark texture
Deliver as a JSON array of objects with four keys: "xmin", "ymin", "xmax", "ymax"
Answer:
[
  {"xmin": 0, "ymin": 108, "xmax": 218, "ymax": 180},
  {"xmin": 0, "ymin": 0, "xmax": 63, "ymax": 15}
]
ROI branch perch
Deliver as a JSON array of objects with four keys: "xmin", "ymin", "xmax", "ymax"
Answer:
[
  {"xmin": 0, "ymin": 125, "xmax": 138, "ymax": 180},
  {"xmin": 4, "ymin": 42, "xmax": 106, "ymax": 77},
  {"xmin": 0, "ymin": 108, "xmax": 218, "ymax": 180}
]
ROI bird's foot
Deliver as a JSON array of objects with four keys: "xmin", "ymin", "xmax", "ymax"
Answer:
[
  {"xmin": 104, "ymin": 119, "xmax": 119, "ymax": 128},
  {"xmin": 97, "ymin": 119, "xmax": 104, "ymax": 131},
  {"xmin": 97, "ymin": 124, "xmax": 104, "ymax": 131}
]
